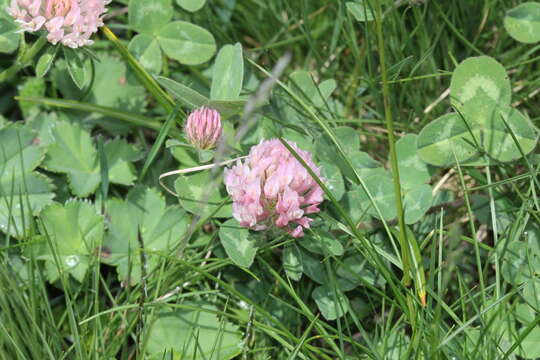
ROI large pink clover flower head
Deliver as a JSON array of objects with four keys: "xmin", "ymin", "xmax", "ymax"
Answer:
[
  {"xmin": 224, "ymin": 139, "xmax": 324, "ymax": 238},
  {"xmin": 7, "ymin": 0, "xmax": 111, "ymax": 48}
]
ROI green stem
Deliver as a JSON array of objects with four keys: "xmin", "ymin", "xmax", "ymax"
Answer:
[
  {"xmin": 454, "ymin": 158, "xmax": 486, "ymax": 303},
  {"xmin": 485, "ymin": 165, "xmax": 500, "ymax": 301},
  {"xmin": 0, "ymin": 36, "xmax": 48, "ymax": 83},
  {"xmin": 374, "ymin": 1, "xmax": 411, "ymax": 286},
  {"xmin": 101, "ymin": 26, "xmax": 177, "ymax": 114}
]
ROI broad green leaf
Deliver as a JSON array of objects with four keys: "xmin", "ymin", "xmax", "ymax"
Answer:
[
  {"xmin": 527, "ymin": 225, "xmax": 540, "ymax": 255},
  {"xmin": 168, "ymin": 142, "xmax": 218, "ymax": 167},
  {"xmin": 89, "ymin": 55, "xmax": 147, "ymax": 133},
  {"xmin": 0, "ymin": 124, "xmax": 45, "ymax": 177},
  {"xmin": 43, "ymin": 123, "xmax": 139, "ymax": 195},
  {"xmin": 501, "ymin": 241, "xmax": 539, "ymax": 285},
  {"xmin": 43, "ymin": 121, "xmax": 100, "ymax": 197},
  {"xmin": 34, "ymin": 201, "xmax": 104, "ymax": 282},
  {"xmin": 157, "ymin": 76, "xmax": 209, "ymax": 109},
  {"xmin": 27, "ymin": 112, "xmax": 63, "ymax": 147},
  {"xmin": 101, "ymin": 198, "xmax": 138, "ymax": 282},
  {"xmin": 281, "ymin": 128, "xmax": 314, "ymax": 153},
  {"xmin": 218, "ymin": 218, "xmax": 258, "ymax": 268},
  {"xmin": 283, "ymin": 244, "xmax": 303, "ymax": 281},
  {"xmin": 129, "ymin": 0, "xmax": 173, "ymax": 35},
  {"xmin": 63, "ymin": 47, "xmax": 87, "ymax": 89},
  {"xmin": 105, "ymin": 139, "xmax": 141, "ymax": 186},
  {"xmin": 523, "ymin": 279, "xmax": 540, "ymax": 309},
  {"xmin": 350, "ymin": 151, "xmax": 387, "ymax": 178},
  {"xmin": 215, "ymin": 0, "xmax": 236, "ymax": 22},
  {"xmin": 336, "ymin": 253, "xmax": 382, "ymax": 291},
  {"xmin": 417, "ymin": 113, "xmax": 480, "ymax": 166},
  {"xmin": 299, "ymin": 230, "xmax": 344, "ymax": 257},
  {"xmin": 320, "ymin": 161, "xmax": 345, "ymax": 201},
  {"xmin": 207, "ymin": 99, "xmax": 246, "ymax": 117},
  {"xmin": 484, "ymin": 106, "xmax": 538, "ymax": 162},
  {"xmin": 403, "ymin": 184, "xmax": 432, "ymax": 224},
  {"xmin": 346, "ymin": 1, "xmax": 374, "ymax": 22},
  {"xmin": 0, "ymin": 17, "xmax": 19, "ymax": 54},
  {"xmin": 176, "ymin": 0, "xmax": 206, "ymax": 12},
  {"xmin": 50, "ymin": 59, "xmax": 84, "ymax": 100},
  {"xmin": 345, "ymin": 174, "xmax": 397, "ymax": 221},
  {"xmin": 224, "ymin": 119, "xmax": 248, "ymax": 150},
  {"xmin": 516, "ymin": 279, "xmax": 540, "ymax": 326},
  {"xmin": 5, "ymin": 255, "xmax": 36, "ymax": 286},
  {"xmin": 289, "ymin": 70, "xmax": 336, "ymax": 108},
  {"xmin": 210, "ymin": 43, "xmax": 244, "ymax": 101},
  {"xmin": 128, "ymin": 34, "xmax": 163, "ymax": 74},
  {"xmin": 312, "ymin": 285, "xmax": 349, "ymax": 320},
  {"xmin": 326, "ymin": 127, "xmax": 359, "ymax": 154},
  {"xmin": 105, "ymin": 138, "xmax": 143, "ymax": 163},
  {"xmin": 51, "ymin": 56, "xmax": 146, "ymax": 134},
  {"xmin": 170, "ymin": 146, "xmax": 199, "ymax": 168},
  {"xmin": 316, "ymin": 126, "xmax": 360, "ymax": 180},
  {"xmin": 396, "ymin": 134, "xmax": 430, "ymax": 189},
  {"xmin": 174, "ymin": 171, "xmax": 231, "ymax": 218},
  {"xmin": 450, "ymin": 56, "xmax": 511, "ymax": 110},
  {"xmin": 90, "ymin": 55, "xmax": 147, "ymax": 110},
  {"xmin": 168, "ymin": 145, "xmax": 216, "ymax": 166},
  {"xmin": 146, "ymin": 304, "xmax": 242, "ymax": 360},
  {"xmin": 0, "ymin": 172, "xmax": 55, "ymax": 238},
  {"xmin": 472, "ymin": 195, "xmax": 514, "ymax": 234},
  {"xmin": 103, "ymin": 187, "xmax": 190, "ymax": 284},
  {"xmin": 504, "ymin": 2, "xmax": 540, "ymax": 44},
  {"xmin": 472, "ymin": 309, "xmax": 525, "ymax": 359},
  {"xmin": 299, "ymin": 247, "xmax": 325, "ymax": 284},
  {"xmin": 157, "ymin": 21, "xmax": 216, "ymax": 65},
  {"xmin": 515, "ymin": 302, "xmax": 537, "ymax": 326},
  {"xmin": 520, "ymin": 328, "xmax": 540, "ymax": 359},
  {"xmin": 376, "ymin": 332, "xmax": 410, "ymax": 360},
  {"xmin": 157, "ymin": 76, "xmax": 246, "ymax": 117},
  {"xmin": 419, "ymin": 97, "xmax": 537, "ymax": 166},
  {"xmin": 35, "ymin": 45, "xmax": 58, "ymax": 78},
  {"xmin": 18, "ymin": 77, "xmax": 46, "ymax": 118},
  {"xmin": 196, "ymin": 148, "xmax": 215, "ymax": 163}
]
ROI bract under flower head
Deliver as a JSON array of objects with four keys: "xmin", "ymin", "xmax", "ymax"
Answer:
[
  {"xmin": 224, "ymin": 139, "xmax": 324, "ymax": 238},
  {"xmin": 185, "ymin": 107, "xmax": 222, "ymax": 150},
  {"xmin": 7, "ymin": 0, "xmax": 110, "ymax": 48}
]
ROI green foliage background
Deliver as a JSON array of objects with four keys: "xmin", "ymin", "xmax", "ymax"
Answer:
[{"xmin": 0, "ymin": 0, "xmax": 539, "ymax": 359}]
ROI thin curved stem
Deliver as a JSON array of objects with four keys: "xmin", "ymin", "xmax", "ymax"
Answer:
[{"xmin": 159, "ymin": 156, "xmax": 247, "ymax": 196}]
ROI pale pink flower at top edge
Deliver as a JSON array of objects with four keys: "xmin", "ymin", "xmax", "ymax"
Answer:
[
  {"xmin": 224, "ymin": 139, "xmax": 325, "ymax": 238},
  {"xmin": 185, "ymin": 107, "xmax": 223, "ymax": 150},
  {"xmin": 7, "ymin": 0, "xmax": 111, "ymax": 48}
]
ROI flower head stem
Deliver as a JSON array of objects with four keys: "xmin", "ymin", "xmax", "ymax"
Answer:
[{"xmin": 0, "ymin": 35, "xmax": 47, "ymax": 83}]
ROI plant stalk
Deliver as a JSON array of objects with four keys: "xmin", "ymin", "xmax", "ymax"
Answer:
[
  {"xmin": 101, "ymin": 26, "xmax": 177, "ymax": 114},
  {"xmin": 373, "ymin": 0, "xmax": 412, "ymax": 287},
  {"xmin": 0, "ymin": 36, "xmax": 48, "ymax": 83}
]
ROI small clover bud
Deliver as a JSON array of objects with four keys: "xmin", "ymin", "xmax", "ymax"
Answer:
[{"xmin": 185, "ymin": 107, "xmax": 222, "ymax": 150}]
